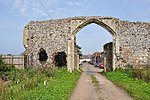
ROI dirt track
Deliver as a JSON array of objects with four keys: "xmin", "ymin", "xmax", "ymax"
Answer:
[{"xmin": 70, "ymin": 63, "xmax": 133, "ymax": 100}]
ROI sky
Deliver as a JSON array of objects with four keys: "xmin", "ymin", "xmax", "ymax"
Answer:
[{"xmin": 0, "ymin": 0, "xmax": 150, "ymax": 55}]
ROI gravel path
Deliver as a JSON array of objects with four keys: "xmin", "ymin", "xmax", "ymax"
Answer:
[{"xmin": 70, "ymin": 63, "xmax": 133, "ymax": 100}]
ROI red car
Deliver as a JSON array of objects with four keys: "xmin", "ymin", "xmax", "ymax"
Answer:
[{"xmin": 98, "ymin": 63, "xmax": 104, "ymax": 69}]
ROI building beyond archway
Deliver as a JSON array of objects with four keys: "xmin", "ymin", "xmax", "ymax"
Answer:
[{"xmin": 23, "ymin": 16, "xmax": 150, "ymax": 72}]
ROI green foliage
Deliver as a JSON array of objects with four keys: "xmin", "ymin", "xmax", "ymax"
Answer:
[
  {"xmin": 91, "ymin": 75, "xmax": 100, "ymax": 91},
  {"xmin": 35, "ymin": 67, "xmax": 58, "ymax": 77},
  {"xmin": 0, "ymin": 55, "xmax": 9, "ymax": 72},
  {"xmin": 0, "ymin": 84, "xmax": 10, "ymax": 100},
  {"xmin": 76, "ymin": 44, "xmax": 82, "ymax": 57},
  {"xmin": 91, "ymin": 75, "xmax": 99, "ymax": 86},
  {"xmin": 0, "ymin": 55, "xmax": 3, "ymax": 64},
  {"xmin": 131, "ymin": 67, "xmax": 150, "ymax": 82},
  {"xmin": 0, "ymin": 67, "xmax": 81, "ymax": 100},
  {"xmin": 103, "ymin": 69, "xmax": 150, "ymax": 100},
  {"xmin": 23, "ymin": 78, "xmax": 38, "ymax": 90},
  {"xmin": 0, "ymin": 55, "xmax": 16, "ymax": 82}
]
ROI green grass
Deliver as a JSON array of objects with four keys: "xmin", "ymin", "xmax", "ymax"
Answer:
[
  {"xmin": 0, "ymin": 67, "xmax": 81, "ymax": 100},
  {"xmin": 91, "ymin": 75, "xmax": 99, "ymax": 86},
  {"xmin": 103, "ymin": 69, "xmax": 150, "ymax": 100},
  {"xmin": 91, "ymin": 75, "xmax": 99, "ymax": 91}
]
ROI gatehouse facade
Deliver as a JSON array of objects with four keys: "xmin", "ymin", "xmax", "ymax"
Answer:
[{"xmin": 23, "ymin": 16, "xmax": 150, "ymax": 72}]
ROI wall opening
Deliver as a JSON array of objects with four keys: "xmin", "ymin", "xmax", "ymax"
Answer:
[
  {"xmin": 76, "ymin": 23, "xmax": 112, "ymax": 54},
  {"xmin": 54, "ymin": 52, "xmax": 67, "ymax": 67},
  {"xmin": 39, "ymin": 48, "xmax": 48, "ymax": 64},
  {"xmin": 71, "ymin": 19, "xmax": 117, "ymax": 71}
]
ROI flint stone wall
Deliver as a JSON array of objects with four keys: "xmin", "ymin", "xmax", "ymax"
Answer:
[
  {"xmin": 104, "ymin": 42, "xmax": 113, "ymax": 71},
  {"xmin": 23, "ymin": 16, "xmax": 150, "ymax": 68}
]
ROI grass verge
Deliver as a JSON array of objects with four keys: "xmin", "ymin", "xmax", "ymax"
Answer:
[
  {"xmin": 103, "ymin": 69, "xmax": 150, "ymax": 100},
  {"xmin": 0, "ymin": 67, "xmax": 81, "ymax": 100},
  {"xmin": 91, "ymin": 75, "xmax": 99, "ymax": 91}
]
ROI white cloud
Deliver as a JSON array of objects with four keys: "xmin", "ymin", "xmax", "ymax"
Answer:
[
  {"xmin": 13, "ymin": 0, "xmax": 22, "ymax": 9},
  {"xmin": 65, "ymin": 0, "xmax": 98, "ymax": 12},
  {"xmin": 47, "ymin": 7, "xmax": 67, "ymax": 18},
  {"xmin": 20, "ymin": 7, "xmax": 26, "ymax": 15},
  {"xmin": 10, "ymin": 0, "xmax": 69, "ymax": 19},
  {"xmin": 12, "ymin": 0, "xmax": 30, "ymax": 16},
  {"xmin": 10, "ymin": 0, "xmax": 96, "ymax": 19},
  {"xmin": 11, "ymin": 0, "xmax": 48, "ymax": 18},
  {"xmin": 66, "ymin": 1, "xmax": 83, "ymax": 7}
]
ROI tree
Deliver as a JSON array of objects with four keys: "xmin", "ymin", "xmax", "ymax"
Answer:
[{"xmin": 75, "ymin": 44, "xmax": 82, "ymax": 58}]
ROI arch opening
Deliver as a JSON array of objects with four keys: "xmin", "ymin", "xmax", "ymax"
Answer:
[
  {"xmin": 68, "ymin": 18, "xmax": 118, "ymax": 71},
  {"xmin": 76, "ymin": 23, "xmax": 112, "ymax": 54},
  {"xmin": 38, "ymin": 48, "xmax": 48, "ymax": 64},
  {"xmin": 54, "ymin": 52, "xmax": 67, "ymax": 67},
  {"xmin": 76, "ymin": 23, "xmax": 113, "ymax": 71}
]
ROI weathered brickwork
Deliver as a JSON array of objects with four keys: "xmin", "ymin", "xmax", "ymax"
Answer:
[{"xmin": 23, "ymin": 16, "xmax": 150, "ymax": 70}]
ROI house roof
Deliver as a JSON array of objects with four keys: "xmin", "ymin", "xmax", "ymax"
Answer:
[{"xmin": 92, "ymin": 52, "xmax": 103, "ymax": 56}]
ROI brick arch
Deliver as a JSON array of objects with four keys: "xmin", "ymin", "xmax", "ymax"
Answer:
[{"xmin": 67, "ymin": 18, "xmax": 120, "ymax": 72}]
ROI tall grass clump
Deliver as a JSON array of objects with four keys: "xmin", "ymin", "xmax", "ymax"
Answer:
[
  {"xmin": 132, "ymin": 67, "xmax": 150, "ymax": 82},
  {"xmin": 124, "ymin": 64, "xmax": 150, "ymax": 82}
]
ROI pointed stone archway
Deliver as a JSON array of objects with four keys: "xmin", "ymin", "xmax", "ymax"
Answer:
[{"xmin": 67, "ymin": 18, "xmax": 120, "ymax": 72}]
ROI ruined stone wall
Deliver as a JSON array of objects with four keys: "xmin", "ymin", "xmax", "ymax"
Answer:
[
  {"xmin": 23, "ymin": 16, "xmax": 150, "ymax": 69},
  {"xmin": 24, "ymin": 19, "xmax": 71, "ymax": 67},
  {"xmin": 104, "ymin": 42, "xmax": 113, "ymax": 71},
  {"xmin": 116, "ymin": 21, "xmax": 150, "ymax": 68}
]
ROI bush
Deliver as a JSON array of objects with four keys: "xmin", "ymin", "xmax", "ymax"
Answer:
[
  {"xmin": 0, "ymin": 55, "xmax": 9, "ymax": 72},
  {"xmin": 119, "ymin": 65, "xmax": 150, "ymax": 82},
  {"xmin": 132, "ymin": 67, "xmax": 150, "ymax": 82},
  {"xmin": 0, "ymin": 55, "xmax": 15, "ymax": 82},
  {"xmin": 0, "ymin": 55, "xmax": 15, "ymax": 73}
]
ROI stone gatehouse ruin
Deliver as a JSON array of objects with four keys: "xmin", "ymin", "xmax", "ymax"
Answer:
[{"xmin": 23, "ymin": 16, "xmax": 150, "ymax": 72}]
